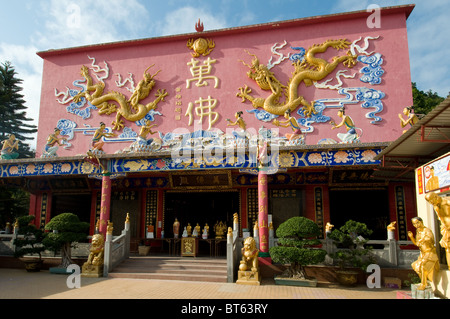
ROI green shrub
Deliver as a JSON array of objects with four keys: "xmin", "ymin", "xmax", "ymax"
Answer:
[
  {"xmin": 44, "ymin": 213, "xmax": 90, "ymax": 268},
  {"xmin": 328, "ymin": 220, "xmax": 376, "ymax": 270},
  {"xmin": 13, "ymin": 215, "xmax": 48, "ymax": 260},
  {"xmin": 269, "ymin": 217, "xmax": 326, "ymax": 280}
]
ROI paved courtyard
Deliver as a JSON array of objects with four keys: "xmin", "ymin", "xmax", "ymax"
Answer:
[{"xmin": 0, "ymin": 268, "xmax": 401, "ymax": 299}]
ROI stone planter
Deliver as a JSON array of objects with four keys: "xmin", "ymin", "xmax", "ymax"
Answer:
[
  {"xmin": 21, "ymin": 258, "xmax": 44, "ymax": 272},
  {"xmin": 138, "ymin": 246, "xmax": 150, "ymax": 256},
  {"xmin": 274, "ymin": 276, "xmax": 318, "ymax": 287},
  {"xmin": 411, "ymin": 284, "xmax": 434, "ymax": 299},
  {"xmin": 335, "ymin": 270, "xmax": 359, "ymax": 286}
]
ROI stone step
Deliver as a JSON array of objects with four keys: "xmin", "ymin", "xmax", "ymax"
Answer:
[{"xmin": 109, "ymin": 256, "xmax": 228, "ymax": 283}]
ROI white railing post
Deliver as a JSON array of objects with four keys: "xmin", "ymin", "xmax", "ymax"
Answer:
[
  {"xmin": 124, "ymin": 213, "xmax": 130, "ymax": 259},
  {"xmin": 227, "ymin": 227, "xmax": 234, "ymax": 282},
  {"xmin": 103, "ymin": 222, "xmax": 113, "ymax": 277}
]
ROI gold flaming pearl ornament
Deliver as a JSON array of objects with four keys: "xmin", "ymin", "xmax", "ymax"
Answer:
[{"xmin": 187, "ymin": 38, "xmax": 215, "ymax": 57}]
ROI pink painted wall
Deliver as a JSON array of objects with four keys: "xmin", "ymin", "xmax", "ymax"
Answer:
[{"xmin": 36, "ymin": 6, "xmax": 413, "ymax": 157}]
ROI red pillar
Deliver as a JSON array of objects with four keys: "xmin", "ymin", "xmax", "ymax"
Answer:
[
  {"xmin": 258, "ymin": 169, "xmax": 269, "ymax": 254},
  {"xmin": 99, "ymin": 172, "xmax": 112, "ymax": 237}
]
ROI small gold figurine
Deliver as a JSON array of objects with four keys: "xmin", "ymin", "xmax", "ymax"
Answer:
[
  {"xmin": 398, "ymin": 106, "xmax": 418, "ymax": 134},
  {"xmin": 387, "ymin": 221, "xmax": 396, "ymax": 231},
  {"xmin": 173, "ymin": 218, "xmax": 180, "ymax": 238},
  {"xmin": 407, "ymin": 217, "xmax": 440, "ymax": 290}
]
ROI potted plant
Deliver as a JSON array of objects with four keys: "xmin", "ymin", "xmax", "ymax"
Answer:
[
  {"xmin": 328, "ymin": 220, "xmax": 376, "ymax": 286},
  {"xmin": 43, "ymin": 213, "xmax": 90, "ymax": 272},
  {"xmin": 13, "ymin": 215, "xmax": 48, "ymax": 272},
  {"xmin": 269, "ymin": 216, "xmax": 327, "ymax": 287}
]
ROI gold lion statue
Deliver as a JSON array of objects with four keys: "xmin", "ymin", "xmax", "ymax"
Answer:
[
  {"xmin": 86, "ymin": 234, "xmax": 104, "ymax": 266},
  {"xmin": 82, "ymin": 234, "xmax": 105, "ymax": 277},
  {"xmin": 239, "ymin": 237, "xmax": 259, "ymax": 272}
]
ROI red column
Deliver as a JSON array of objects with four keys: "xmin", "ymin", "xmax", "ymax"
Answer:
[
  {"xmin": 99, "ymin": 172, "xmax": 112, "ymax": 237},
  {"xmin": 258, "ymin": 169, "xmax": 269, "ymax": 254}
]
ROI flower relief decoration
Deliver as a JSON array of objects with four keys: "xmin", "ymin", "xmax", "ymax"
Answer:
[
  {"xmin": 54, "ymin": 55, "xmax": 167, "ymax": 153},
  {"xmin": 237, "ymin": 35, "xmax": 386, "ymax": 145}
]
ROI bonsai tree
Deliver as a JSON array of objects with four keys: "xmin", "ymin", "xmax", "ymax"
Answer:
[
  {"xmin": 328, "ymin": 220, "xmax": 376, "ymax": 270},
  {"xmin": 269, "ymin": 216, "xmax": 327, "ymax": 280},
  {"xmin": 14, "ymin": 215, "xmax": 48, "ymax": 264},
  {"xmin": 43, "ymin": 213, "xmax": 90, "ymax": 268}
]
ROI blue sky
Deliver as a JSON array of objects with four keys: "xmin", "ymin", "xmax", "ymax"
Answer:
[{"xmin": 1, "ymin": 0, "xmax": 449, "ymax": 149}]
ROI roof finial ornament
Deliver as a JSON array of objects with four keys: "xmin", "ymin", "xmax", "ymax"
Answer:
[{"xmin": 195, "ymin": 19, "xmax": 204, "ymax": 32}]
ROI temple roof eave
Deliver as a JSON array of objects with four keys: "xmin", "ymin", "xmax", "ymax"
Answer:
[{"xmin": 0, "ymin": 142, "xmax": 389, "ymax": 179}]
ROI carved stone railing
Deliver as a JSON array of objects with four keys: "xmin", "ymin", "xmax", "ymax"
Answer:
[
  {"xmin": 103, "ymin": 216, "xmax": 130, "ymax": 277},
  {"xmin": 226, "ymin": 219, "xmax": 242, "ymax": 283}
]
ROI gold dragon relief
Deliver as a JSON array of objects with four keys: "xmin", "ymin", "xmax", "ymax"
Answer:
[
  {"xmin": 236, "ymin": 38, "xmax": 358, "ymax": 118},
  {"xmin": 73, "ymin": 64, "xmax": 168, "ymax": 131}
]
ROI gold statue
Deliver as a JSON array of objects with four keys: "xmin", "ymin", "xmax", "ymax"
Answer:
[
  {"xmin": 173, "ymin": 218, "xmax": 180, "ymax": 238},
  {"xmin": 398, "ymin": 106, "xmax": 418, "ymax": 134},
  {"xmin": 407, "ymin": 217, "xmax": 439, "ymax": 290},
  {"xmin": 82, "ymin": 233, "xmax": 105, "ymax": 277},
  {"xmin": 214, "ymin": 221, "xmax": 227, "ymax": 239},
  {"xmin": 425, "ymin": 192, "xmax": 450, "ymax": 269},
  {"xmin": 73, "ymin": 65, "xmax": 168, "ymax": 131},
  {"xmin": 1, "ymin": 134, "xmax": 19, "ymax": 160},
  {"xmin": 187, "ymin": 223, "xmax": 192, "ymax": 237},
  {"xmin": 237, "ymin": 39, "xmax": 357, "ymax": 118},
  {"xmin": 237, "ymin": 237, "xmax": 260, "ymax": 285}
]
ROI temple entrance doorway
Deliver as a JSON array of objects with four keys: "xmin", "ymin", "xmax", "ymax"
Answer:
[
  {"xmin": 51, "ymin": 193, "xmax": 91, "ymax": 235},
  {"xmin": 329, "ymin": 188, "xmax": 390, "ymax": 240},
  {"xmin": 111, "ymin": 191, "xmax": 140, "ymax": 250},
  {"xmin": 164, "ymin": 191, "xmax": 239, "ymax": 256}
]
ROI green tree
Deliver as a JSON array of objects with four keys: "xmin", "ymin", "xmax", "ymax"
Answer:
[
  {"xmin": 412, "ymin": 82, "xmax": 446, "ymax": 116},
  {"xmin": 0, "ymin": 186, "xmax": 30, "ymax": 229},
  {"xmin": 0, "ymin": 61, "xmax": 38, "ymax": 230},
  {"xmin": 0, "ymin": 61, "xmax": 37, "ymax": 158},
  {"xmin": 269, "ymin": 217, "xmax": 326, "ymax": 280},
  {"xmin": 44, "ymin": 213, "xmax": 90, "ymax": 268}
]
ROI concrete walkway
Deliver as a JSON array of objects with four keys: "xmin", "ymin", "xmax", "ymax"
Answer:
[{"xmin": 0, "ymin": 268, "xmax": 402, "ymax": 299}]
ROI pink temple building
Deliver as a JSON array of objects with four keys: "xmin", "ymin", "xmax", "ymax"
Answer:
[{"xmin": 2, "ymin": 5, "xmax": 418, "ymax": 260}]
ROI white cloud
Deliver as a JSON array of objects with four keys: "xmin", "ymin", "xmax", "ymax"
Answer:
[{"xmin": 35, "ymin": 0, "xmax": 149, "ymax": 50}]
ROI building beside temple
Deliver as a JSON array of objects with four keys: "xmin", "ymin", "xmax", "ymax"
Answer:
[{"xmin": 1, "ymin": 5, "xmax": 417, "ymax": 255}]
